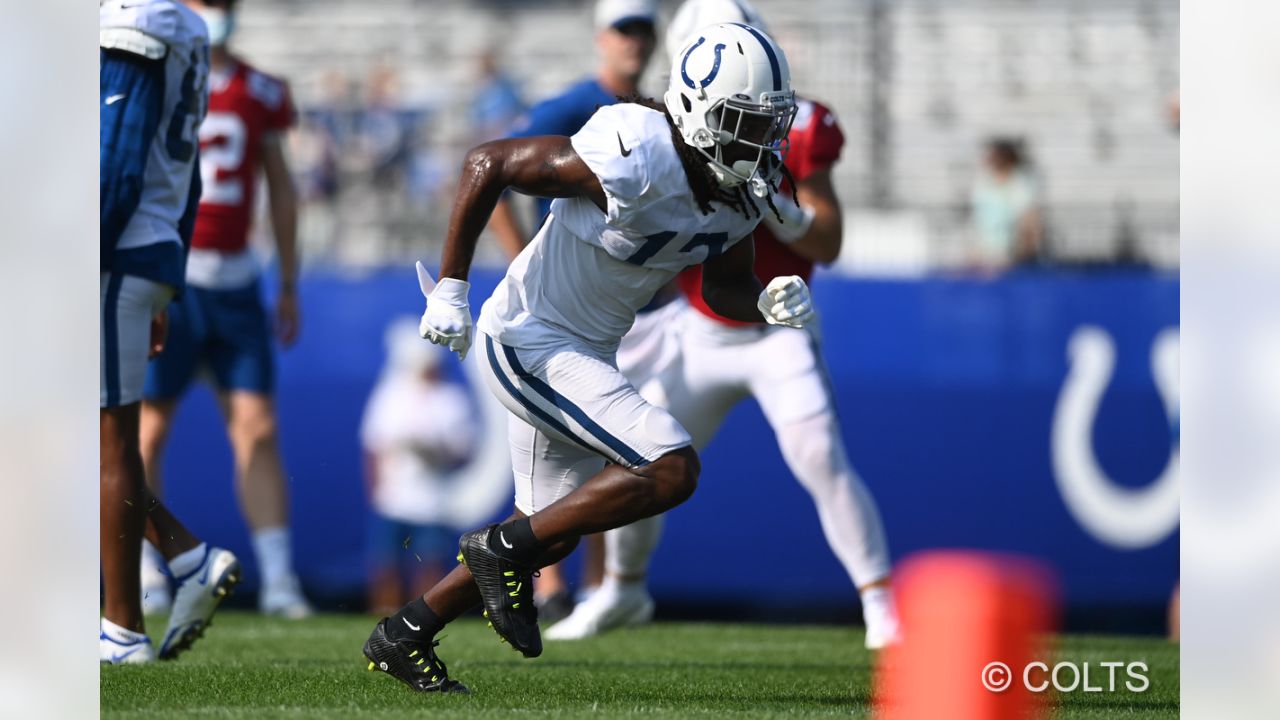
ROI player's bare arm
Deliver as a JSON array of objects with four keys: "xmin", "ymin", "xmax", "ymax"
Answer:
[
  {"xmin": 703, "ymin": 229, "xmax": 818, "ymax": 329},
  {"xmin": 699, "ymin": 236, "xmax": 766, "ymax": 323},
  {"xmin": 783, "ymin": 168, "xmax": 844, "ymax": 265},
  {"xmin": 260, "ymin": 132, "xmax": 301, "ymax": 346},
  {"xmin": 438, "ymin": 136, "xmax": 605, "ymax": 281}
]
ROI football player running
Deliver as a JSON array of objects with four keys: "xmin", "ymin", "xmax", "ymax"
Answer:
[
  {"xmin": 138, "ymin": 0, "xmax": 311, "ymax": 618},
  {"xmin": 545, "ymin": 0, "xmax": 901, "ymax": 650},
  {"xmin": 363, "ymin": 23, "xmax": 811, "ymax": 693},
  {"xmin": 487, "ymin": 0, "xmax": 663, "ymax": 625},
  {"xmin": 100, "ymin": 0, "xmax": 241, "ymax": 664}
]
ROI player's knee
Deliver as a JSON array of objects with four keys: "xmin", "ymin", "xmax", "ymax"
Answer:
[
  {"xmin": 231, "ymin": 405, "xmax": 278, "ymax": 449},
  {"xmin": 793, "ymin": 432, "xmax": 836, "ymax": 478},
  {"xmin": 781, "ymin": 414, "xmax": 848, "ymax": 492},
  {"xmin": 100, "ymin": 429, "xmax": 131, "ymax": 470},
  {"xmin": 138, "ymin": 426, "xmax": 167, "ymax": 459},
  {"xmin": 644, "ymin": 446, "xmax": 700, "ymax": 509},
  {"xmin": 138, "ymin": 404, "xmax": 172, "ymax": 458},
  {"xmin": 100, "ymin": 406, "xmax": 141, "ymax": 469}
]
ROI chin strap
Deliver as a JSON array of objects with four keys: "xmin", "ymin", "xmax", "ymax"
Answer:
[{"xmin": 709, "ymin": 163, "xmax": 772, "ymax": 198}]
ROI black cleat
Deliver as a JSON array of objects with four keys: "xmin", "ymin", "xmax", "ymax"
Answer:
[
  {"xmin": 458, "ymin": 525, "xmax": 542, "ymax": 658},
  {"xmin": 363, "ymin": 618, "xmax": 469, "ymax": 694}
]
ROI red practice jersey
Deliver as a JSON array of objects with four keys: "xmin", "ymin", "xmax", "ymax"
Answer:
[
  {"xmin": 678, "ymin": 98, "xmax": 845, "ymax": 326},
  {"xmin": 191, "ymin": 59, "xmax": 294, "ymax": 253}
]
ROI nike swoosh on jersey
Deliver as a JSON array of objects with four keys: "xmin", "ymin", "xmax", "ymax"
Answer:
[
  {"xmin": 106, "ymin": 94, "xmax": 127, "ymax": 105},
  {"xmin": 617, "ymin": 132, "xmax": 632, "ymax": 157}
]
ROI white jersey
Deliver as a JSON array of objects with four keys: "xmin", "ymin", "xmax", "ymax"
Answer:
[
  {"xmin": 361, "ymin": 375, "xmax": 476, "ymax": 525},
  {"xmin": 478, "ymin": 103, "xmax": 762, "ymax": 356},
  {"xmin": 100, "ymin": 0, "xmax": 209, "ymax": 253}
]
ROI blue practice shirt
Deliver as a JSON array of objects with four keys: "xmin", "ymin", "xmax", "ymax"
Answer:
[{"xmin": 508, "ymin": 77, "xmax": 617, "ymax": 223}]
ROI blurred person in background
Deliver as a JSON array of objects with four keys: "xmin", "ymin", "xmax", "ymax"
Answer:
[
  {"xmin": 288, "ymin": 112, "xmax": 340, "ymax": 261},
  {"xmin": 968, "ymin": 137, "xmax": 1043, "ymax": 271},
  {"xmin": 100, "ymin": 0, "xmax": 241, "ymax": 663},
  {"xmin": 345, "ymin": 62, "xmax": 427, "ymax": 262},
  {"xmin": 546, "ymin": 0, "xmax": 900, "ymax": 650},
  {"xmin": 290, "ymin": 115, "xmax": 339, "ymax": 206},
  {"xmin": 469, "ymin": 49, "xmax": 526, "ymax": 143},
  {"xmin": 362, "ymin": 319, "xmax": 477, "ymax": 616},
  {"xmin": 485, "ymin": 0, "xmax": 660, "ymax": 623},
  {"xmin": 139, "ymin": 0, "xmax": 311, "ymax": 619},
  {"xmin": 487, "ymin": 0, "xmax": 659, "ymax": 260},
  {"xmin": 356, "ymin": 63, "xmax": 412, "ymax": 193},
  {"xmin": 290, "ymin": 70, "xmax": 351, "ymax": 263}
]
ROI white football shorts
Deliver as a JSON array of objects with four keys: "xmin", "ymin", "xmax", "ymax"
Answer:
[
  {"xmin": 478, "ymin": 332, "xmax": 692, "ymax": 515},
  {"xmin": 101, "ymin": 272, "xmax": 173, "ymax": 408}
]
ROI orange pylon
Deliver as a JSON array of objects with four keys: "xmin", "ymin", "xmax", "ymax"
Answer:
[{"xmin": 874, "ymin": 551, "xmax": 1058, "ymax": 720}]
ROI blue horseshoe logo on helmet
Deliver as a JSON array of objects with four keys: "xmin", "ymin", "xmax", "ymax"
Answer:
[{"xmin": 681, "ymin": 37, "xmax": 728, "ymax": 89}]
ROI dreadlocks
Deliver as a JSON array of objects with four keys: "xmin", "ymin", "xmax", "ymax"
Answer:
[{"xmin": 617, "ymin": 95, "xmax": 799, "ymax": 225}]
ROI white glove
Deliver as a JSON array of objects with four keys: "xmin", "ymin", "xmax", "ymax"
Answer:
[
  {"xmin": 760, "ymin": 191, "xmax": 815, "ymax": 244},
  {"xmin": 416, "ymin": 261, "xmax": 473, "ymax": 360},
  {"xmin": 757, "ymin": 275, "xmax": 816, "ymax": 328}
]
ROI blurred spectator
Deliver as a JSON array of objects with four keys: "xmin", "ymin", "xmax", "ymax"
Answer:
[
  {"xmin": 290, "ymin": 70, "xmax": 351, "ymax": 263},
  {"xmin": 487, "ymin": 0, "xmax": 659, "ymax": 259},
  {"xmin": 338, "ymin": 63, "xmax": 435, "ymax": 264},
  {"xmin": 968, "ymin": 138, "xmax": 1044, "ymax": 271},
  {"xmin": 312, "ymin": 69, "xmax": 357, "ymax": 148},
  {"xmin": 355, "ymin": 63, "xmax": 412, "ymax": 190},
  {"xmin": 469, "ymin": 49, "xmax": 525, "ymax": 143},
  {"xmin": 361, "ymin": 318, "xmax": 476, "ymax": 614},
  {"xmin": 290, "ymin": 116, "xmax": 339, "ymax": 205}
]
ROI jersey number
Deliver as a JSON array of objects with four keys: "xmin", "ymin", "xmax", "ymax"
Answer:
[
  {"xmin": 624, "ymin": 231, "xmax": 731, "ymax": 266},
  {"xmin": 199, "ymin": 112, "xmax": 248, "ymax": 206},
  {"xmin": 165, "ymin": 50, "xmax": 207, "ymax": 162}
]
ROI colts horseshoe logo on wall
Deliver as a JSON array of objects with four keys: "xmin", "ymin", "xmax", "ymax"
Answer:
[{"xmin": 1051, "ymin": 325, "xmax": 1180, "ymax": 549}]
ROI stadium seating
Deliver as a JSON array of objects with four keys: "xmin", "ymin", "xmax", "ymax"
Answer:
[{"xmin": 231, "ymin": 0, "xmax": 1178, "ymax": 269}]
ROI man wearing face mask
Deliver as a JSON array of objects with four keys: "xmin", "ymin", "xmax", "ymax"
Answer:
[{"xmin": 140, "ymin": 0, "xmax": 310, "ymax": 619}]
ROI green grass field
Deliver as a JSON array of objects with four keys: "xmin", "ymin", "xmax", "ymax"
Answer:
[{"xmin": 101, "ymin": 612, "xmax": 1178, "ymax": 719}]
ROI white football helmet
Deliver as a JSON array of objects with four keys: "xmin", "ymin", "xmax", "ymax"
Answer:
[{"xmin": 663, "ymin": 22, "xmax": 796, "ymax": 197}]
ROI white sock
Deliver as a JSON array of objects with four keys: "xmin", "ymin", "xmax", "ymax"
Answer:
[
  {"xmin": 598, "ymin": 573, "xmax": 646, "ymax": 596},
  {"xmin": 604, "ymin": 514, "xmax": 663, "ymax": 579},
  {"xmin": 101, "ymin": 617, "xmax": 148, "ymax": 644},
  {"xmin": 253, "ymin": 526, "xmax": 294, "ymax": 590},
  {"xmin": 140, "ymin": 540, "xmax": 168, "ymax": 582},
  {"xmin": 168, "ymin": 542, "xmax": 208, "ymax": 581},
  {"xmin": 861, "ymin": 585, "xmax": 892, "ymax": 610},
  {"xmin": 861, "ymin": 585, "xmax": 899, "ymax": 632}
]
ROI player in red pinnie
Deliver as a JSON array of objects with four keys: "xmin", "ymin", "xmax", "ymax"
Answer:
[{"xmin": 140, "ymin": 0, "xmax": 311, "ymax": 619}]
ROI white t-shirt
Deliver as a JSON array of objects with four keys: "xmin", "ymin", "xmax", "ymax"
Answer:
[
  {"xmin": 478, "ymin": 103, "xmax": 762, "ymax": 357},
  {"xmin": 971, "ymin": 170, "xmax": 1039, "ymax": 264},
  {"xmin": 360, "ymin": 375, "xmax": 476, "ymax": 526}
]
